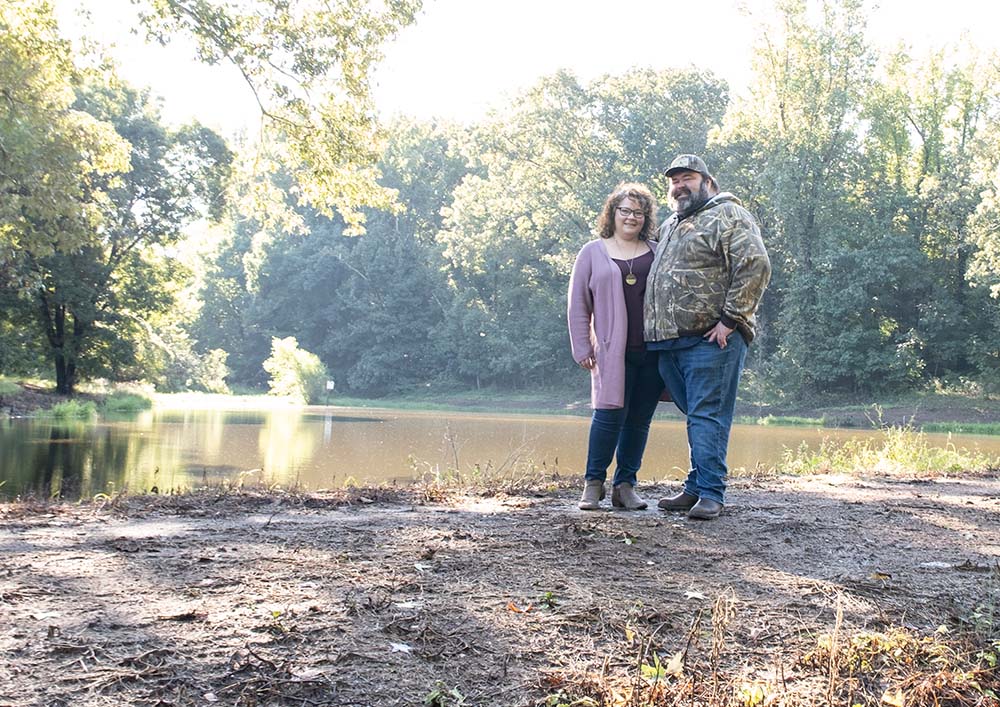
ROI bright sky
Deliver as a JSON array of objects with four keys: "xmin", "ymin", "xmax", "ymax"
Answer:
[{"xmin": 53, "ymin": 0, "xmax": 1000, "ymax": 138}]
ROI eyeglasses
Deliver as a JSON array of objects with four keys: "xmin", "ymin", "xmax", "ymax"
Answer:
[{"xmin": 616, "ymin": 207, "xmax": 645, "ymax": 219}]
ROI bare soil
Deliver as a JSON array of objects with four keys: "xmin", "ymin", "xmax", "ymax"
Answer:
[{"xmin": 1, "ymin": 473, "xmax": 998, "ymax": 707}]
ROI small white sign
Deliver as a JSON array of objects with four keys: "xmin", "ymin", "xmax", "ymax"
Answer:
[{"xmin": 325, "ymin": 380, "xmax": 335, "ymax": 391}]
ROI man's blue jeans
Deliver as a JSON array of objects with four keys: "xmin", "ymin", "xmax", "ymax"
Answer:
[
  {"xmin": 585, "ymin": 350, "xmax": 663, "ymax": 487},
  {"xmin": 655, "ymin": 335, "xmax": 747, "ymax": 504}
]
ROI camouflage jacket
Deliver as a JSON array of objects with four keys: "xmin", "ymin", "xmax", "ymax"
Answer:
[{"xmin": 643, "ymin": 192, "xmax": 771, "ymax": 343}]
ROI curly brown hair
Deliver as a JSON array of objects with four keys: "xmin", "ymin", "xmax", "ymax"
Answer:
[{"xmin": 596, "ymin": 182, "xmax": 659, "ymax": 241}]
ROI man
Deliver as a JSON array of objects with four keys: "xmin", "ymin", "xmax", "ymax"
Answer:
[{"xmin": 644, "ymin": 154, "xmax": 771, "ymax": 520}]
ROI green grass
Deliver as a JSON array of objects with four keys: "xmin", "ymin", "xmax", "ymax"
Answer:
[
  {"xmin": 756, "ymin": 414, "xmax": 827, "ymax": 427},
  {"xmin": 0, "ymin": 377, "xmax": 20, "ymax": 396},
  {"xmin": 45, "ymin": 399, "xmax": 98, "ymax": 420},
  {"xmin": 921, "ymin": 421, "xmax": 1000, "ymax": 436},
  {"xmin": 781, "ymin": 423, "xmax": 998, "ymax": 476},
  {"xmin": 101, "ymin": 392, "xmax": 153, "ymax": 413}
]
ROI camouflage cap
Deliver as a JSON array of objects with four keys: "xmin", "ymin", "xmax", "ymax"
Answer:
[{"xmin": 664, "ymin": 154, "xmax": 712, "ymax": 179}]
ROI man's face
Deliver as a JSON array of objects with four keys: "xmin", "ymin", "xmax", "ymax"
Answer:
[{"xmin": 669, "ymin": 170, "xmax": 707, "ymax": 213}]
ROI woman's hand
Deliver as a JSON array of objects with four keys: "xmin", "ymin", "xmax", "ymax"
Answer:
[{"xmin": 579, "ymin": 355, "xmax": 596, "ymax": 370}]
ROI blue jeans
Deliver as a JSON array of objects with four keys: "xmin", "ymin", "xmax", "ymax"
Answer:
[
  {"xmin": 656, "ymin": 335, "xmax": 747, "ymax": 504},
  {"xmin": 585, "ymin": 350, "xmax": 663, "ymax": 487}
]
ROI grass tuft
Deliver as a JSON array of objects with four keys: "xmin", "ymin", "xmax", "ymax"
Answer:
[
  {"xmin": 44, "ymin": 399, "xmax": 98, "ymax": 420},
  {"xmin": 781, "ymin": 423, "xmax": 998, "ymax": 476},
  {"xmin": 101, "ymin": 392, "xmax": 153, "ymax": 414},
  {"xmin": 757, "ymin": 414, "xmax": 827, "ymax": 427},
  {"xmin": 922, "ymin": 421, "xmax": 1000, "ymax": 436}
]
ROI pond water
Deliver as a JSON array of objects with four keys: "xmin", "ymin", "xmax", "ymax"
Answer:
[{"xmin": 2, "ymin": 405, "xmax": 999, "ymax": 500}]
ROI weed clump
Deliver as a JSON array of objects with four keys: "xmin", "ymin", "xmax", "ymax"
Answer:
[
  {"xmin": 44, "ymin": 399, "xmax": 98, "ymax": 420},
  {"xmin": 781, "ymin": 423, "xmax": 998, "ymax": 476}
]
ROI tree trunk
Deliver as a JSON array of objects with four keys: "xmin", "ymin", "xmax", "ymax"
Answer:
[{"xmin": 40, "ymin": 293, "xmax": 78, "ymax": 396}]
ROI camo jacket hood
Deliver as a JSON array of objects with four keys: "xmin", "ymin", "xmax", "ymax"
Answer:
[{"xmin": 643, "ymin": 192, "xmax": 771, "ymax": 343}]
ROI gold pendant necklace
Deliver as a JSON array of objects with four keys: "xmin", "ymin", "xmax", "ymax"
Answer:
[{"xmin": 623, "ymin": 240, "xmax": 640, "ymax": 286}]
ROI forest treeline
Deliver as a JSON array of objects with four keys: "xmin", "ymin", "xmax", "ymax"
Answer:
[{"xmin": 2, "ymin": 0, "xmax": 999, "ymax": 402}]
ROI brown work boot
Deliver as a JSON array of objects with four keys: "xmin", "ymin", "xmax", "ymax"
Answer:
[
  {"xmin": 657, "ymin": 491, "xmax": 699, "ymax": 511},
  {"xmin": 687, "ymin": 498, "xmax": 724, "ymax": 520},
  {"xmin": 578, "ymin": 480, "xmax": 606, "ymax": 510},
  {"xmin": 611, "ymin": 483, "xmax": 648, "ymax": 510}
]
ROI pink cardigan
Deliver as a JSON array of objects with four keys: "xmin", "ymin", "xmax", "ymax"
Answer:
[{"xmin": 567, "ymin": 239, "xmax": 658, "ymax": 409}]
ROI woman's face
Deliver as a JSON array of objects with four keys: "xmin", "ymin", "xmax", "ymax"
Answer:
[{"xmin": 614, "ymin": 196, "xmax": 645, "ymax": 240}]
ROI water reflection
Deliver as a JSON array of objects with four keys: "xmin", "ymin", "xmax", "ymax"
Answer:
[{"xmin": 2, "ymin": 407, "xmax": 999, "ymax": 500}]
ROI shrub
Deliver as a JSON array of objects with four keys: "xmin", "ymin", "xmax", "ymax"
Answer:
[
  {"xmin": 0, "ymin": 377, "xmax": 20, "ymax": 396},
  {"xmin": 102, "ymin": 392, "xmax": 153, "ymax": 413},
  {"xmin": 46, "ymin": 400, "xmax": 98, "ymax": 420},
  {"xmin": 262, "ymin": 337, "xmax": 328, "ymax": 404},
  {"xmin": 196, "ymin": 348, "xmax": 231, "ymax": 394}
]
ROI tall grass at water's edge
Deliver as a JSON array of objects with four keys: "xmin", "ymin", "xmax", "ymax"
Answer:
[
  {"xmin": 43, "ymin": 399, "xmax": 98, "ymax": 420},
  {"xmin": 780, "ymin": 423, "xmax": 998, "ymax": 475},
  {"xmin": 922, "ymin": 421, "xmax": 1000, "ymax": 436},
  {"xmin": 101, "ymin": 392, "xmax": 153, "ymax": 413}
]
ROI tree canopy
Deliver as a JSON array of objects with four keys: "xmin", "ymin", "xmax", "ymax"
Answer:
[{"xmin": 2, "ymin": 0, "xmax": 1000, "ymax": 402}]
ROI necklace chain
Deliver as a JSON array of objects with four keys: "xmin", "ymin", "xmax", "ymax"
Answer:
[{"xmin": 615, "ymin": 237, "xmax": 642, "ymax": 285}]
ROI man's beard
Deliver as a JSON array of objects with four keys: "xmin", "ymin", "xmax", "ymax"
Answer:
[{"xmin": 671, "ymin": 182, "xmax": 713, "ymax": 218}]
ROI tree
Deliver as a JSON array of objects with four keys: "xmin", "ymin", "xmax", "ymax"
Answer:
[
  {"xmin": 18, "ymin": 79, "xmax": 231, "ymax": 393},
  {"xmin": 133, "ymin": 0, "xmax": 422, "ymax": 232},
  {"xmin": 713, "ymin": 0, "xmax": 908, "ymax": 395},
  {"xmin": 194, "ymin": 119, "xmax": 466, "ymax": 395},
  {"xmin": 437, "ymin": 69, "xmax": 728, "ymax": 388},
  {"xmin": 0, "ymin": 0, "xmax": 129, "ymax": 278}
]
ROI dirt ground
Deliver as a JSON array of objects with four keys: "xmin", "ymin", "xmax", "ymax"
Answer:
[{"xmin": 1, "ymin": 473, "xmax": 999, "ymax": 707}]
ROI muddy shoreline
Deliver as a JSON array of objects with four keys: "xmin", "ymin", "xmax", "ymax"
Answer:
[{"xmin": 2, "ymin": 474, "xmax": 998, "ymax": 706}]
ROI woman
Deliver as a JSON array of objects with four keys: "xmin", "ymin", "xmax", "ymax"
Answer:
[{"xmin": 568, "ymin": 182, "xmax": 666, "ymax": 511}]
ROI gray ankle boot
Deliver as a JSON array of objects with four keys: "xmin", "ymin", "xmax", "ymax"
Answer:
[
  {"xmin": 612, "ymin": 483, "xmax": 648, "ymax": 510},
  {"xmin": 578, "ymin": 480, "xmax": 605, "ymax": 510}
]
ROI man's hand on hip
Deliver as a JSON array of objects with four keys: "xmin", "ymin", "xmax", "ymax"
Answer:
[{"xmin": 704, "ymin": 321, "xmax": 734, "ymax": 349}]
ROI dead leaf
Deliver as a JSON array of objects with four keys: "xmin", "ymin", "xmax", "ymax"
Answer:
[
  {"xmin": 881, "ymin": 687, "xmax": 905, "ymax": 707},
  {"xmin": 664, "ymin": 650, "xmax": 684, "ymax": 677},
  {"xmin": 870, "ymin": 571, "xmax": 892, "ymax": 581},
  {"xmin": 684, "ymin": 590, "xmax": 707, "ymax": 600},
  {"xmin": 389, "ymin": 642, "xmax": 414, "ymax": 653},
  {"xmin": 507, "ymin": 601, "xmax": 533, "ymax": 613}
]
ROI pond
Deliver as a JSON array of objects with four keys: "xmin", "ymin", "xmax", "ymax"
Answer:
[{"xmin": 2, "ymin": 405, "xmax": 999, "ymax": 500}]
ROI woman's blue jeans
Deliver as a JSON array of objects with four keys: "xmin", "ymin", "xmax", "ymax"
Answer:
[
  {"xmin": 585, "ymin": 350, "xmax": 663, "ymax": 487},
  {"xmin": 656, "ymin": 335, "xmax": 747, "ymax": 504}
]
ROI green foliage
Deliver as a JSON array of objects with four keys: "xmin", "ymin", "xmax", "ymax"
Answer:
[
  {"xmin": 0, "ymin": 0, "xmax": 130, "ymax": 266},
  {"xmin": 6, "ymin": 74, "xmax": 232, "ymax": 394},
  {"xmin": 196, "ymin": 350, "xmax": 232, "ymax": 395},
  {"xmin": 45, "ymin": 399, "xmax": 98, "ymax": 420},
  {"xmin": 436, "ymin": 68, "xmax": 726, "ymax": 389},
  {"xmin": 6, "ymin": 0, "xmax": 1000, "ymax": 404},
  {"xmin": 423, "ymin": 682, "xmax": 468, "ymax": 707},
  {"xmin": 921, "ymin": 422, "xmax": 1000, "ymax": 436},
  {"xmin": 101, "ymin": 393, "xmax": 153, "ymax": 414},
  {"xmin": 756, "ymin": 415, "xmax": 826, "ymax": 427},
  {"xmin": 781, "ymin": 424, "xmax": 998, "ymax": 475},
  {"xmin": 133, "ymin": 0, "xmax": 421, "ymax": 233},
  {"xmin": 262, "ymin": 337, "xmax": 328, "ymax": 403},
  {"xmin": 0, "ymin": 377, "xmax": 20, "ymax": 396}
]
